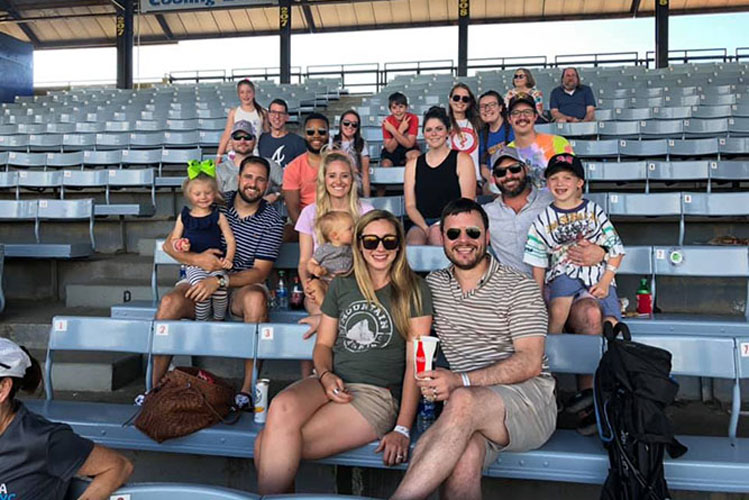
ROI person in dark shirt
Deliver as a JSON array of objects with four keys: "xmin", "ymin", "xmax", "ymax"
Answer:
[
  {"xmin": 0, "ymin": 338, "xmax": 132, "ymax": 500},
  {"xmin": 549, "ymin": 67, "xmax": 596, "ymax": 123}
]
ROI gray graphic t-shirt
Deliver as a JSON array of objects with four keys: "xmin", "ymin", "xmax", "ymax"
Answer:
[{"xmin": 320, "ymin": 274, "xmax": 433, "ymax": 400}]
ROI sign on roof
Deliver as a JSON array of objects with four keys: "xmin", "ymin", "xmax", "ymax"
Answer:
[{"xmin": 141, "ymin": 0, "xmax": 275, "ymax": 13}]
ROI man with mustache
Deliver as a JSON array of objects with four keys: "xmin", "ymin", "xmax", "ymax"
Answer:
[
  {"xmin": 152, "ymin": 156, "xmax": 284, "ymax": 410},
  {"xmin": 506, "ymin": 93, "xmax": 573, "ymax": 189},
  {"xmin": 392, "ymin": 197, "xmax": 555, "ymax": 500},
  {"xmin": 484, "ymin": 147, "xmax": 607, "ymax": 435}
]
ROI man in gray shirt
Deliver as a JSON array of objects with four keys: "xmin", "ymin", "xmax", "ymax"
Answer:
[
  {"xmin": 217, "ymin": 120, "xmax": 283, "ymax": 204},
  {"xmin": 483, "ymin": 147, "xmax": 608, "ymax": 434}
]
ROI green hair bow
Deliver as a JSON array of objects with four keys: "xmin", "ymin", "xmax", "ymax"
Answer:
[{"xmin": 187, "ymin": 159, "xmax": 216, "ymax": 179}]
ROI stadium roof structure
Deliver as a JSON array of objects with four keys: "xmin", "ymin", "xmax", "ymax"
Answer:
[{"xmin": 1, "ymin": 0, "xmax": 749, "ymax": 50}]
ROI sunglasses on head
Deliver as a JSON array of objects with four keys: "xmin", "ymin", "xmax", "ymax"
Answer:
[
  {"xmin": 341, "ymin": 120, "xmax": 359, "ymax": 128},
  {"xmin": 493, "ymin": 163, "xmax": 524, "ymax": 178},
  {"xmin": 232, "ymin": 133, "xmax": 254, "ymax": 141},
  {"xmin": 451, "ymin": 95, "xmax": 471, "ymax": 104},
  {"xmin": 445, "ymin": 227, "xmax": 482, "ymax": 241},
  {"xmin": 306, "ymin": 128, "xmax": 328, "ymax": 136},
  {"xmin": 360, "ymin": 234, "xmax": 399, "ymax": 251}
]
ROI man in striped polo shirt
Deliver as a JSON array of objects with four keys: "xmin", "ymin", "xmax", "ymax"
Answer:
[
  {"xmin": 393, "ymin": 198, "xmax": 556, "ymax": 500},
  {"xmin": 153, "ymin": 156, "xmax": 284, "ymax": 409}
]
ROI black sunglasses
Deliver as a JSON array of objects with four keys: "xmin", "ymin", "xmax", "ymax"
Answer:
[
  {"xmin": 445, "ymin": 227, "xmax": 482, "ymax": 241},
  {"xmin": 360, "ymin": 234, "xmax": 399, "ymax": 251},
  {"xmin": 513, "ymin": 74, "xmax": 526, "ymax": 79},
  {"xmin": 451, "ymin": 95, "xmax": 472, "ymax": 104},
  {"xmin": 306, "ymin": 128, "xmax": 328, "ymax": 136},
  {"xmin": 493, "ymin": 163, "xmax": 524, "ymax": 178},
  {"xmin": 232, "ymin": 133, "xmax": 254, "ymax": 141},
  {"xmin": 341, "ymin": 120, "xmax": 359, "ymax": 128}
]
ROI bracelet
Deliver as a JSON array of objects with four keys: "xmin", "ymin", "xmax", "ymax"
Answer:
[
  {"xmin": 318, "ymin": 370, "xmax": 330, "ymax": 381},
  {"xmin": 605, "ymin": 264, "xmax": 618, "ymax": 274},
  {"xmin": 460, "ymin": 372, "xmax": 471, "ymax": 387},
  {"xmin": 393, "ymin": 425, "xmax": 410, "ymax": 439}
]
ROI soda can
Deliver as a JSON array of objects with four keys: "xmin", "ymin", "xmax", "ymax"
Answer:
[{"xmin": 254, "ymin": 378, "xmax": 270, "ymax": 424}]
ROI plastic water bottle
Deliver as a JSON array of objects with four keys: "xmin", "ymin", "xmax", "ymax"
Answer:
[
  {"xmin": 276, "ymin": 271, "xmax": 289, "ymax": 310},
  {"xmin": 416, "ymin": 397, "xmax": 436, "ymax": 433}
]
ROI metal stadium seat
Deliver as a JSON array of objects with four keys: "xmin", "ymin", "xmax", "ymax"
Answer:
[
  {"xmin": 98, "ymin": 168, "xmax": 156, "ymax": 217},
  {"xmin": 585, "ymin": 161, "xmax": 647, "ymax": 190},
  {"xmin": 46, "ymin": 123, "xmax": 75, "ymax": 134},
  {"xmin": 17, "ymin": 123, "xmax": 46, "ymax": 134},
  {"xmin": 45, "ymin": 151, "xmax": 85, "ymax": 169},
  {"xmin": 160, "ymin": 147, "xmax": 202, "ymax": 175},
  {"xmin": 75, "ymin": 122, "xmax": 105, "ymax": 134},
  {"xmin": 597, "ymin": 120, "xmax": 640, "ymax": 139},
  {"xmin": 62, "ymin": 133, "xmax": 96, "ymax": 151},
  {"xmin": 728, "ymin": 117, "xmax": 749, "ymax": 136},
  {"xmin": 105, "ymin": 120, "xmax": 134, "ymax": 132},
  {"xmin": 95, "ymin": 132, "xmax": 130, "ymax": 150},
  {"xmin": 129, "ymin": 132, "xmax": 165, "ymax": 149},
  {"xmin": 647, "ymin": 160, "xmax": 710, "ymax": 187},
  {"xmin": 683, "ymin": 118, "xmax": 729, "ymax": 138},
  {"xmin": 28, "ymin": 134, "xmax": 63, "ymax": 152},
  {"xmin": 614, "ymin": 108, "xmax": 653, "ymax": 121},
  {"xmin": 0, "ymin": 134, "xmax": 30, "ymax": 152},
  {"xmin": 163, "ymin": 130, "xmax": 200, "ymax": 148},
  {"xmin": 668, "ymin": 138, "xmax": 719, "ymax": 158},
  {"xmin": 198, "ymin": 130, "xmax": 222, "ymax": 147},
  {"xmin": 693, "ymin": 105, "xmax": 733, "ymax": 119},
  {"xmin": 136, "ymin": 119, "xmax": 168, "ymax": 132},
  {"xmin": 197, "ymin": 117, "xmax": 226, "ymax": 130},
  {"xmin": 568, "ymin": 139, "xmax": 619, "ymax": 159},
  {"xmin": 61, "ymin": 169, "xmax": 108, "ymax": 195},
  {"xmin": 18, "ymin": 170, "xmax": 62, "ymax": 193},
  {"xmin": 619, "ymin": 139, "xmax": 668, "ymax": 158},
  {"xmin": 718, "ymin": 137, "xmax": 749, "ymax": 156},
  {"xmin": 7, "ymin": 151, "xmax": 46, "ymax": 169},
  {"xmin": 652, "ymin": 106, "xmax": 692, "ymax": 120},
  {"xmin": 83, "ymin": 149, "xmax": 122, "ymax": 169},
  {"xmin": 121, "ymin": 148, "xmax": 162, "ymax": 168}
]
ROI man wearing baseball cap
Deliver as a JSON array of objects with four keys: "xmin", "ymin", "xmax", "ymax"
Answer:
[
  {"xmin": 217, "ymin": 119, "xmax": 283, "ymax": 205},
  {"xmin": 506, "ymin": 93, "xmax": 574, "ymax": 189},
  {"xmin": 0, "ymin": 338, "xmax": 132, "ymax": 499},
  {"xmin": 523, "ymin": 153, "xmax": 626, "ymax": 435}
]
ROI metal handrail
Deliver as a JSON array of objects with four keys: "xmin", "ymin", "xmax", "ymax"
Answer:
[
  {"xmin": 229, "ymin": 67, "xmax": 303, "ymax": 84},
  {"xmin": 467, "ymin": 55, "xmax": 548, "ymax": 72},
  {"xmin": 554, "ymin": 52, "xmax": 640, "ymax": 68},
  {"xmin": 306, "ymin": 62, "xmax": 380, "ymax": 92},
  {"xmin": 168, "ymin": 69, "xmax": 227, "ymax": 84},
  {"xmin": 644, "ymin": 48, "xmax": 730, "ymax": 66},
  {"xmin": 736, "ymin": 47, "xmax": 749, "ymax": 60}
]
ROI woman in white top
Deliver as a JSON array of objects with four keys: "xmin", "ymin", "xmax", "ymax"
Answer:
[
  {"xmin": 216, "ymin": 79, "xmax": 269, "ymax": 162},
  {"xmin": 447, "ymin": 83, "xmax": 481, "ymax": 183},
  {"xmin": 330, "ymin": 110, "xmax": 371, "ymax": 197}
]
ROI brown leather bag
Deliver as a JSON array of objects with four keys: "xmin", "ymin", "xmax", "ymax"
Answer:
[{"xmin": 133, "ymin": 367, "xmax": 237, "ymax": 442}]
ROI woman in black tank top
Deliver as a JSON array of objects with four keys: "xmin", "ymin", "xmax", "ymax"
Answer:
[{"xmin": 404, "ymin": 106, "xmax": 476, "ymax": 245}]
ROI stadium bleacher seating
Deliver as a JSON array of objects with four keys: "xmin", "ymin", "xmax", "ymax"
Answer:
[{"xmin": 66, "ymin": 477, "xmax": 262, "ymax": 499}]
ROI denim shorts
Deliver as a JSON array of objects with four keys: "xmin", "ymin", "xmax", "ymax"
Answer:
[{"xmin": 547, "ymin": 274, "xmax": 622, "ymax": 320}]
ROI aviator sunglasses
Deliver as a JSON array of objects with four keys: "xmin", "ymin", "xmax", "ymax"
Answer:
[
  {"xmin": 493, "ymin": 163, "xmax": 524, "ymax": 178},
  {"xmin": 445, "ymin": 227, "xmax": 482, "ymax": 241},
  {"xmin": 451, "ymin": 95, "xmax": 472, "ymax": 104},
  {"xmin": 360, "ymin": 234, "xmax": 400, "ymax": 250}
]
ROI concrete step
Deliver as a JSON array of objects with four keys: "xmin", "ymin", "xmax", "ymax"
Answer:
[
  {"xmin": 59, "ymin": 253, "xmax": 155, "ymax": 285},
  {"xmin": 66, "ymin": 280, "xmax": 176, "ymax": 309},
  {"xmin": 30, "ymin": 348, "xmax": 143, "ymax": 392}
]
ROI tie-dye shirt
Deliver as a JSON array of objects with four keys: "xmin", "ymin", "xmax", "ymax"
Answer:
[{"xmin": 508, "ymin": 134, "xmax": 574, "ymax": 189}]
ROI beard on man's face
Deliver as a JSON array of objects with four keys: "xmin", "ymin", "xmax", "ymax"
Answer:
[{"xmin": 497, "ymin": 174, "xmax": 529, "ymax": 197}]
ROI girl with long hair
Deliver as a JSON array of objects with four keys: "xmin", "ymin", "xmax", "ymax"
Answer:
[
  {"xmin": 331, "ymin": 109, "xmax": 371, "ymax": 197},
  {"xmin": 447, "ymin": 83, "xmax": 482, "ymax": 182},
  {"xmin": 255, "ymin": 210, "xmax": 433, "ymax": 494},
  {"xmin": 216, "ymin": 79, "xmax": 269, "ymax": 163}
]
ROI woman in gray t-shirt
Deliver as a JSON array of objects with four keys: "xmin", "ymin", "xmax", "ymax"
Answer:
[{"xmin": 254, "ymin": 210, "xmax": 433, "ymax": 494}]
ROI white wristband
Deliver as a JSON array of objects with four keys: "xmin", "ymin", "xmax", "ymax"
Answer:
[
  {"xmin": 606, "ymin": 264, "xmax": 618, "ymax": 274},
  {"xmin": 460, "ymin": 372, "xmax": 471, "ymax": 387},
  {"xmin": 393, "ymin": 425, "xmax": 410, "ymax": 438}
]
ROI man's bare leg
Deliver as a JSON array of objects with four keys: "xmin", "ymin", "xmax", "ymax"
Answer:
[
  {"xmin": 440, "ymin": 433, "xmax": 486, "ymax": 500},
  {"xmin": 567, "ymin": 298, "xmax": 602, "ymax": 390},
  {"xmin": 391, "ymin": 387, "xmax": 507, "ymax": 500},
  {"xmin": 152, "ymin": 283, "xmax": 194, "ymax": 387},
  {"xmin": 231, "ymin": 284, "xmax": 268, "ymax": 394}
]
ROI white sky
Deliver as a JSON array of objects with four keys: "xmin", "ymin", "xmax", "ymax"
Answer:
[{"xmin": 33, "ymin": 12, "xmax": 749, "ymax": 86}]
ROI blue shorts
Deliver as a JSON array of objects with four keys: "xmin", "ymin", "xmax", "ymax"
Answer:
[{"xmin": 547, "ymin": 274, "xmax": 622, "ymax": 320}]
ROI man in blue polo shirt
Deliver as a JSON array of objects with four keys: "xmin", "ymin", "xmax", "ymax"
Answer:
[{"xmin": 550, "ymin": 67, "xmax": 596, "ymax": 123}]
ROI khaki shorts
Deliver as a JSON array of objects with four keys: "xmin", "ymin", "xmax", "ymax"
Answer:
[
  {"xmin": 483, "ymin": 374, "xmax": 557, "ymax": 468},
  {"xmin": 347, "ymin": 383, "xmax": 400, "ymax": 438}
]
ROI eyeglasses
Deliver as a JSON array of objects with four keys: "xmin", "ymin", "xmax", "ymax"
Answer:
[
  {"xmin": 341, "ymin": 120, "xmax": 359, "ymax": 128},
  {"xmin": 510, "ymin": 109, "xmax": 535, "ymax": 118},
  {"xmin": 305, "ymin": 128, "xmax": 328, "ymax": 136},
  {"xmin": 268, "ymin": 110, "xmax": 287, "ymax": 116},
  {"xmin": 479, "ymin": 102, "xmax": 499, "ymax": 111},
  {"xmin": 445, "ymin": 227, "xmax": 482, "ymax": 241},
  {"xmin": 451, "ymin": 95, "xmax": 472, "ymax": 104},
  {"xmin": 493, "ymin": 163, "xmax": 524, "ymax": 178},
  {"xmin": 513, "ymin": 73, "xmax": 526, "ymax": 79},
  {"xmin": 360, "ymin": 234, "xmax": 399, "ymax": 251},
  {"xmin": 232, "ymin": 133, "xmax": 254, "ymax": 141}
]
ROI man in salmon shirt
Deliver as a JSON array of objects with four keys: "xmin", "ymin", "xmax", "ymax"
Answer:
[{"xmin": 282, "ymin": 112, "xmax": 329, "ymax": 241}]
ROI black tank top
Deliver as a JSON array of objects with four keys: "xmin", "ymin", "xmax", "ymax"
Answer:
[{"xmin": 415, "ymin": 149, "xmax": 461, "ymax": 219}]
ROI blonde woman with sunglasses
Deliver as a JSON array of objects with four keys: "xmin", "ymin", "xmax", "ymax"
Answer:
[{"xmin": 254, "ymin": 210, "xmax": 433, "ymax": 494}]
